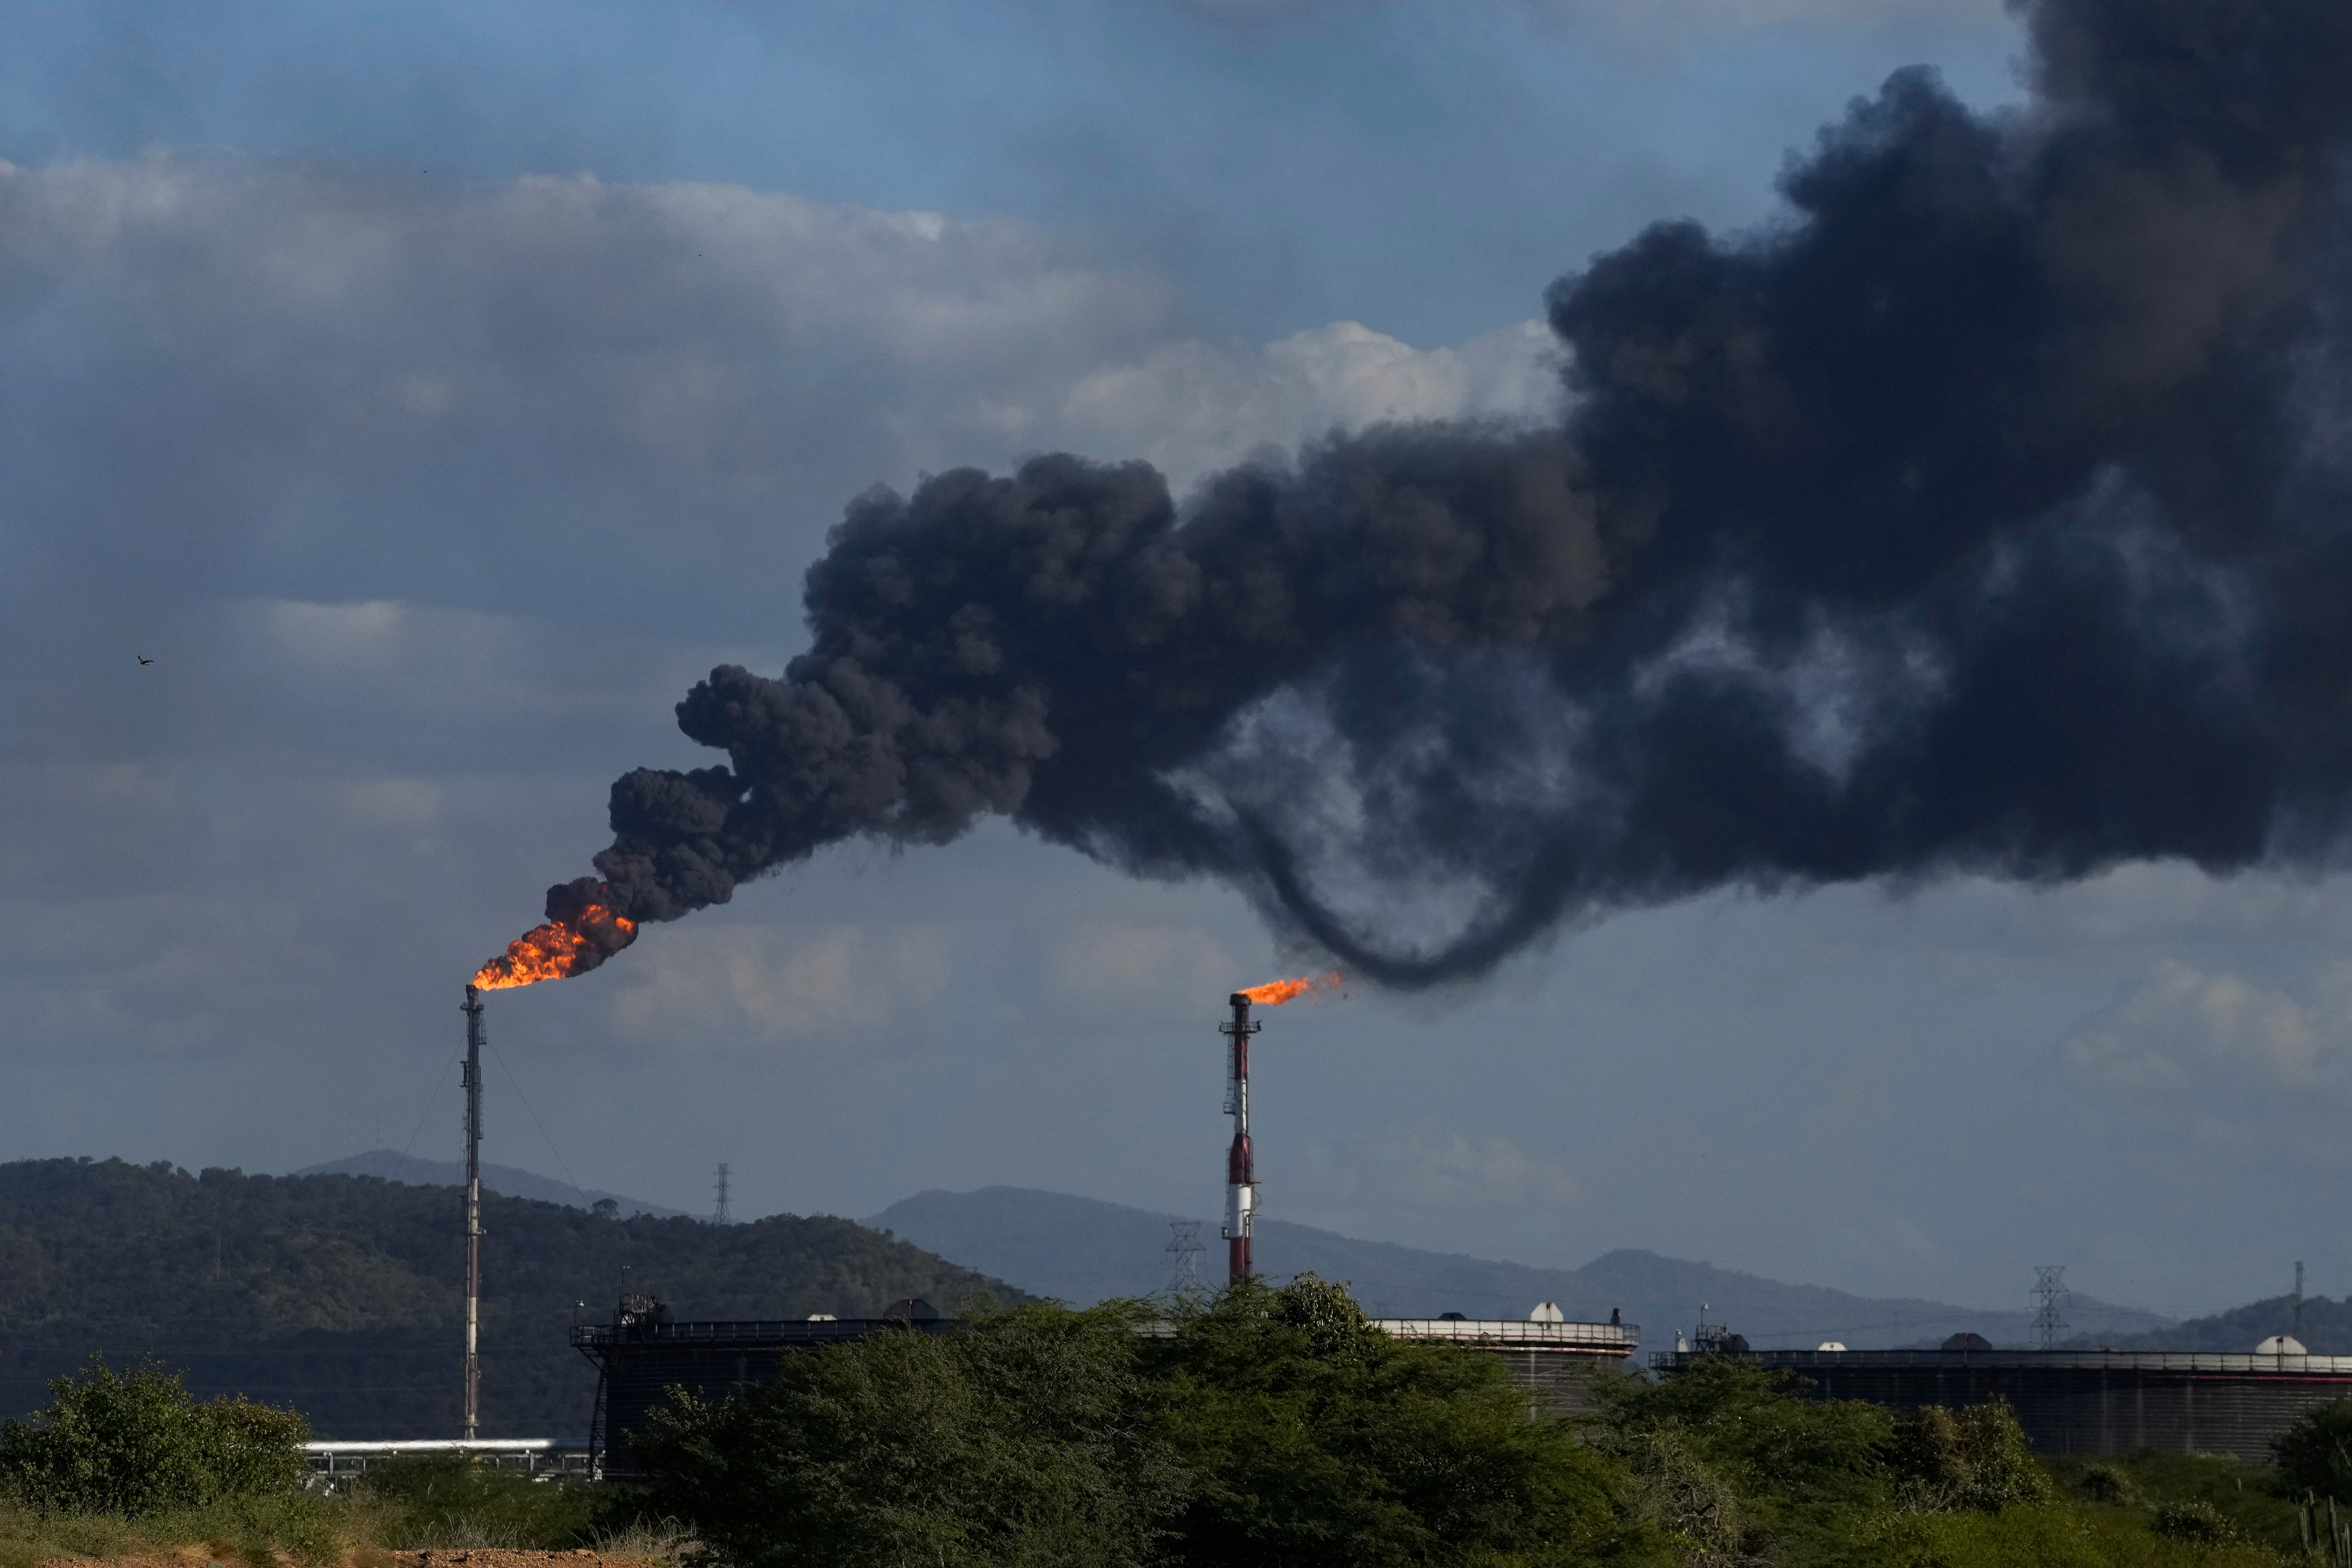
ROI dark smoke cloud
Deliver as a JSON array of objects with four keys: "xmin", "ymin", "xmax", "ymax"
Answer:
[{"xmin": 553, "ymin": 0, "xmax": 2352, "ymax": 987}]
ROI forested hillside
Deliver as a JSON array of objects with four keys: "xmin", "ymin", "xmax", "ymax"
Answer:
[
  {"xmin": 0, "ymin": 1158, "xmax": 1023, "ymax": 1439},
  {"xmin": 2065, "ymin": 1292, "xmax": 2349, "ymax": 1354},
  {"xmin": 295, "ymin": 1149, "xmax": 684, "ymax": 1217}
]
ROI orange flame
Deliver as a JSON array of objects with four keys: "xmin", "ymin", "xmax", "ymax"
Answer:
[
  {"xmin": 1239, "ymin": 971, "xmax": 1343, "ymax": 1006},
  {"xmin": 471, "ymin": 900, "xmax": 638, "ymax": 991}
]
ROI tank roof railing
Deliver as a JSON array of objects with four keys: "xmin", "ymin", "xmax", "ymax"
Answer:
[
  {"xmin": 1656, "ymin": 1348, "xmax": 2352, "ymax": 1376},
  {"xmin": 1375, "ymin": 1318, "xmax": 1639, "ymax": 1349}
]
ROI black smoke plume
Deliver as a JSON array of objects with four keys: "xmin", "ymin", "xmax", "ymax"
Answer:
[{"xmin": 547, "ymin": 0, "xmax": 2352, "ymax": 987}]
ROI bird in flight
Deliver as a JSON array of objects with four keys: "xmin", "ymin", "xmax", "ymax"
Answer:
[{"xmin": 136, "ymin": 655, "xmax": 154, "ymax": 666}]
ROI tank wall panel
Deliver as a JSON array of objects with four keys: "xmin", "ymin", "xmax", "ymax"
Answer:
[
  {"xmin": 1481, "ymin": 1349, "xmax": 1625, "ymax": 1417},
  {"xmin": 1746, "ymin": 1359, "xmax": 2352, "ymax": 1464}
]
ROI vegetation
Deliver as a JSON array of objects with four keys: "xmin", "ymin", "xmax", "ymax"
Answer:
[
  {"xmin": 2068, "ymin": 1289, "xmax": 2352, "ymax": 1354},
  {"xmin": 1153, "ymin": 1277, "xmax": 1646, "ymax": 1567},
  {"xmin": 0, "ymin": 1155, "xmax": 1025, "ymax": 1437},
  {"xmin": 354, "ymin": 1452, "xmax": 605, "ymax": 1549},
  {"xmin": 0, "ymin": 1357, "xmax": 309, "ymax": 1514},
  {"xmin": 2273, "ymin": 1398, "xmax": 2352, "ymax": 1501},
  {"xmin": 4, "ymin": 1287, "xmax": 2349, "ymax": 1567},
  {"xmin": 627, "ymin": 1280, "xmax": 2328, "ymax": 1568},
  {"xmin": 0, "ymin": 1359, "xmax": 678, "ymax": 1565},
  {"xmin": 0, "ymin": 1356, "xmax": 342, "ymax": 1568},
  {"xmin": 633, "ymin": 1276, "xmax": 1655, "ymax": 1568},
  {"xmin": 632, "ymin": 1300, "xmax": 1181, "ymax": 1568}
]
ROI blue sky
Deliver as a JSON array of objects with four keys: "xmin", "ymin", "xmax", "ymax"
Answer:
[
  {"xmin": 10, "ymin": 0, "xmax": 2340, "ymax": 1328},
  {"xmin": 0, "ymin": 0, "xmax": 2025, "ymax": 343}
]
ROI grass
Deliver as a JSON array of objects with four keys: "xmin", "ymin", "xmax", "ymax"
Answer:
[
  {"xmin": 1871, "ymin": 1501, "xmax": 2286, "ymax": 1568},
  {"xmin": 2044, "ymin": 1448, "xmax": 2305, "ymax": 1556},
  {"xmin": 0, "ymin": 1490, "xmax": 347, "ymax": 1568},
  {"xmin": 0, "ymin": 1461, "xmax": 694, "ymax": 1568},
  {"xmin": 586, "ymin": 1517, "xmax": 697, "ymax": 1563},
  {"xmin": 346, "ymin": 1456, "xmax": 602, "ymax": 1551},
  {"xmin": 0, "ymin": 1445, "xmax": 2291, "ymax": 1568}
]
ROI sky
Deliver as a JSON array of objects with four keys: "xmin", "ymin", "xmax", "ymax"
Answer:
[{"xmin": 6, "ymin": 0, "xmax": 2343, "ymax": 1325}]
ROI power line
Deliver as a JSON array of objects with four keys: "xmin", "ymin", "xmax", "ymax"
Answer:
[
  {"xmin": 481, "ymin": 1032, "xmax": 591, "ymax": 1208},
  {"xmin": 400, "ymin": 1052, "xmax": 459, "ymax": 1161}
]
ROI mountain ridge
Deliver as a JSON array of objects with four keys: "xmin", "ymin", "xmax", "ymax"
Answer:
[
  {"xmin": 0, "ymin": 1156, "xmax": 1022, "ymax": 1437},
  {"xmin": 294, "ymin": 1149, "xmax": 685, "ymax": 1218},
  {"xmin": 869, "ymin": 1186, "xmax": 2173, "ymax": 1355},
  {"xmin": 2062, "ymin": 1291, "xmax": 2352, "ymax": 1354}
]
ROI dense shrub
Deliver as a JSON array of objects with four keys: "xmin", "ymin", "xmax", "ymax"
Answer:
[
  {"xmin": 1150, "ymin": 1275, "xmax": 1657, "ymax": 1568},
  {"xmin": 605, "ymin": 1283, "xmax": 2326, "ymax": 1568},
  {"xmin": 634, "ymin": 1279, "xmax": 1659, "ymax": 1568},
  {"xmin": 2272, "ymin": 1398, "xmax": 2352, "ymax": 1500},
  {"xmin": 0, "ymin": 1357, "xmax": 307, "ymax": 1514},
  {"xmin": 1887, "ymin": 1402, "xmax": 2052, "ymax": 1514},
  {"xmin": 1591, "ymin": 1353, "xmax": 1893, "ymax": 1562},
  {"xmin": 2150, "ymin": 1498, "xmax": 2232, "ymax": 1543},
  {"xmin": 632, "ymin": 1299, "xmax": 1184, "ymax": 1568},
  {"xmin": 356, "ymin": 1453, "xmax": 601, "ymax": 1549},
  {"xmin": 2073, "ymin": 1463, "xmax": 2138, "ymax": 1506}
]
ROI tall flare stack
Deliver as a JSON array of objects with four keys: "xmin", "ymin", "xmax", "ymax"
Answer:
[
  {"xmin": 460, "ymin": 984, "xmax": 485, "ymax": 1440},
  {"xmin": 1220, "ymin": 992, "xmax": 1259, "ymax": 1284}
]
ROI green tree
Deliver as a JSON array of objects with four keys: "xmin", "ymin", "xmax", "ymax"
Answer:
[
  {"xmin": 2273, "ymin": 1399, "xmax": 2352, "ymax": 1502},
  {"xmin": 1885, "ymin": 1402, "xmax": 2051, "ymax": 1515},
  {"xmin": 1589, "ymin": 1353, "xmax": 1894, "ymax": 1564},
  {"xmin": 1149, "ymin": 1275, "xmax": 1658, "ymax": 1568},
  {"xmin": 630, "ymin": 1300, "xmax": 1184, "ymax": 1568},
  {"xmin": 0, "ymin": 1356, "xmax": 309, "ymax": 1514}
]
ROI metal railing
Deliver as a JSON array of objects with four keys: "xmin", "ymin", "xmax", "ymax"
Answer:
[
  {"xmin": 1375, "ymin": 1318, "xmax": 1640, "ymax": 1350},
  {"xmin": 301, "ymin": 1439, "xmax": 592, "ymax": 1489},
  {"xmin": 572, "ymin": 1317, "xmax": 952, "ymax": 1348}
]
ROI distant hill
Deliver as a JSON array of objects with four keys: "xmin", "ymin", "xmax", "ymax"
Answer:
[
  {"xmin": 870, "ymin": 1187, "xmax": 2172, "ymax": 1355},
  {"xmin": 0, "ymin": 1157, "xmax": 1024, "ymax": 1439},
  {"xmin": 2063, "ymin": 1292, "xmax": 2352, "ymax": 1354},
  {"xmin": 295, "ymin": 1149, "xmax": 684, "ymax": 1218}
]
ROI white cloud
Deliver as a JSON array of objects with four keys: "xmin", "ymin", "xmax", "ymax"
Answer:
[
  {"xmin": 1181, "ymin": 0, "xmax": 2005, "ymax": 35},
  {"xmin": 1049, "ymin": 924, "xmax": 1239, "ymax": 1006},
  {"xmin": 1300, "ymin": 1126, "xmax": 1583, "ymax": 1209},
  {"xmin": 609, "ymin": 923, "xmax": 957, "ymax": 1046},
  {"xmin": 1048, "ymin": 319, "xmax": 1563, "ymax": 492},
  {"xmin": 262, "ymin": 599, "xmax": 412, "ymax": 651},
  {"xmin": 2061, "ymin": 959, "xmax": 2352, "ymax": 1098},
  {"xmin": 1, "ymin": 154, "xmax": 1568, "ymax": 635}
]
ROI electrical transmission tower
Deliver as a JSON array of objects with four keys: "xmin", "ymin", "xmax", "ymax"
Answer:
[
  {"xmin": 1166, "ymin": 1221, "xmax": 1205, "ymax": 1298},
  {"xmin": 712, "ymin": 1163, "xmax": 732, "ymax": 1225},
  {"xmin": 2032, "ymin": 1266, "xmax": 2069, "ymax": 1349},
  {"xmin": 2295, "ymin": 1260, "xmax": 2306, "ymax": 1342}
]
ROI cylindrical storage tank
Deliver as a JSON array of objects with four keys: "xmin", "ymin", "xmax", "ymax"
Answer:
[
  {"xmin": 573, "ymin": 1317, "xmax": 959, "ymax": 1477},
  {"xmin": 1660, "ymin": 1348, "xmax": 2352, "ymax": 1463},
  {"xmin": 1376, "ymin": 1317, "xmax": 1641, "ymax": 1415}
]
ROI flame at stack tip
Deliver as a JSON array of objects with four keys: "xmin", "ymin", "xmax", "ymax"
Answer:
[
  {"xmin": 1238, "ymin": 970, "xmax": 1343, "ymax": 1007},
  {"xmin": 470, "ymin": 889, "xmax": 638, "ymax": 992}
]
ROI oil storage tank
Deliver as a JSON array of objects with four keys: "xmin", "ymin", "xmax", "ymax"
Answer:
[
  {"xmin": 1376, "ymin": 1305, "xmax": 1639, "ymax": 1414},
  {"xmin": 1658, "ymin": 1336, "xmax": 2352, "ymax": 1462},
  {"xmin": 572, "ymin": 1295, "xmax": 953, "ymax": 1477}
]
